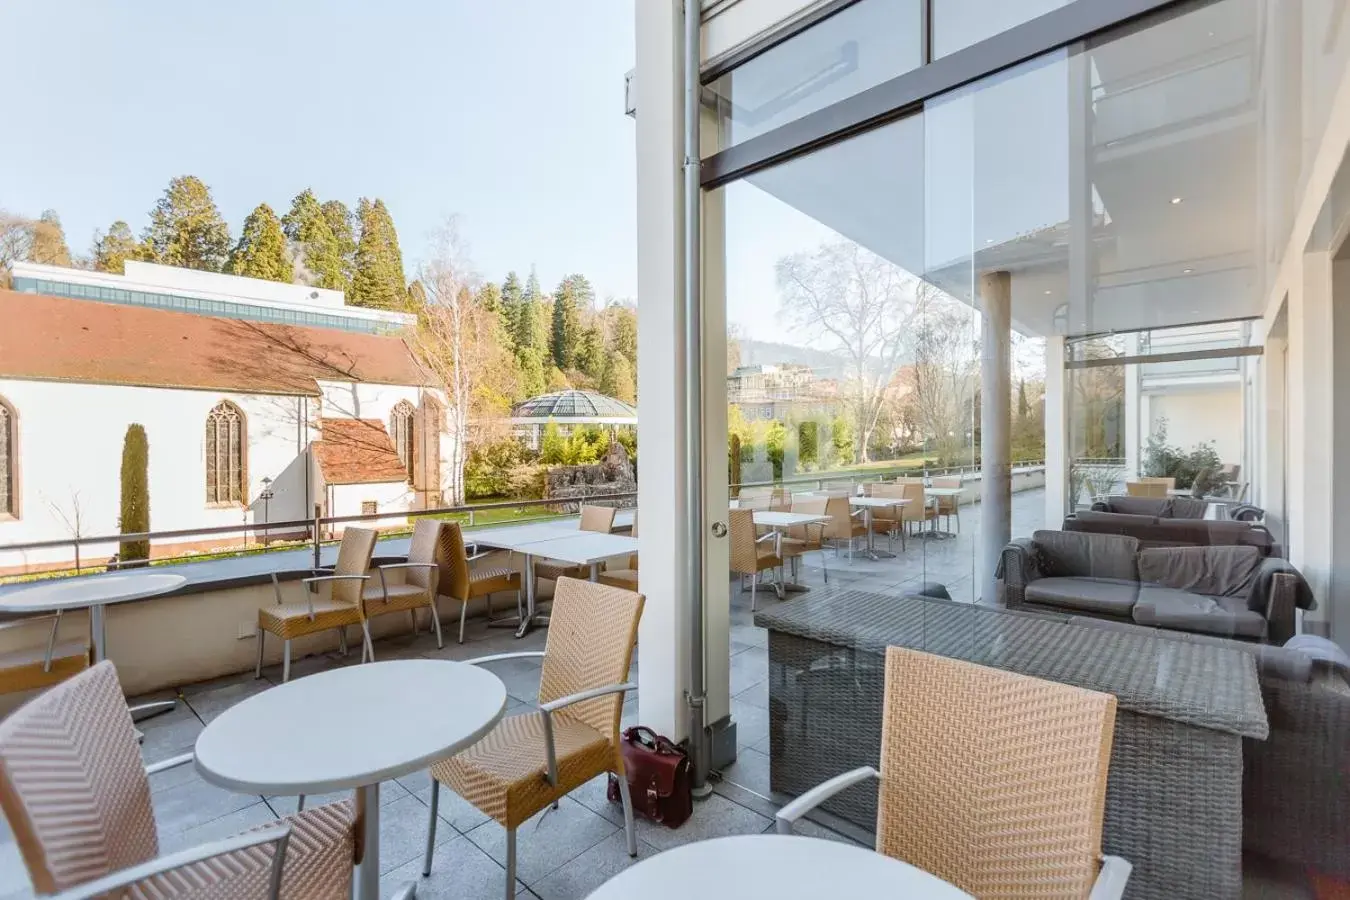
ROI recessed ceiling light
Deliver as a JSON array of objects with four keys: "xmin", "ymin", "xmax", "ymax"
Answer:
[
  {"xmin": 1044, "ymin": 290, "xmax": 1052, "ymax": 295},
  {"xmin": 1170, "ymin": 197, "xmax": 1183, "ymax": 205},
  {"xmin": 1182, "ymin": 267, "xmax": 1194, "ymax": 274}
]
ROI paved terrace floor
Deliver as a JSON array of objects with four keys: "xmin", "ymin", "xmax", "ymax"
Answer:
[{"xmin": 0, "ymin": 488, "xmax": 1312, "ymax": 899}]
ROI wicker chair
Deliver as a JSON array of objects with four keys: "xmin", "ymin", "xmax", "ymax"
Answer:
[
  {"xmin": 363, "ymin": 519, "xmax": 445, "ymax": 649},
  {"xmin": 599, "ymin": 514, "xmax": 638, "ymax": 591},
  {"xmin": 257, "ymin": 526, "xmax": 377, "ymax": 682},
  {"xmin": 778, "ymin": 496, "xmax": 830, "ymax": 583},
  {"xmin": 729, "ymin": 507, "xmax": 783, "ymax": 611},
  {"xmin": 821, "ymin": 494, "xmax": 868, "ymax": 559},
  {"xmin": 897, "ymin": 481, "xmax": 935, "ymax": 537},
  {"xmin": 1139, "ymin": 476, "xmax": 1176, "ymax": 492},
  {"xmin": 0, "ymin": 613, "xmax": 89, "ymax": 697},
  {"xmin": 777, "ymin": 647, "xmax": 1130, "ymax": 899},
  {"xmin": 436, "ymin": 521, "xmax": 522, "ymax": 644},
  {"xmin": 0, "ymin": 661, "xmax": 380, "ymax": 900},
  {"xmin": 930, "ymin": 476, "xmax": 962, "ymax": 533},
  {"xmin": 1126, "ymin": 481, "xmax": 1169, "ymax": 498},
  {"xmin": 423, "ymin": 577, "xmax": 643, "ymax": 900},
  {"xmin": 866, "ymin": 483, "xmax": 908, "ymax": 553},
  {"xmin": 534, "ymin": 505, "xmax": 617, "ymax": 584}
]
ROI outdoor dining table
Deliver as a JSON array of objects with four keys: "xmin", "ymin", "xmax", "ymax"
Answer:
[
  {"xmin": 585, "ymin": 834, "xmax": 971, "ymax": 899},
  {"xmin": 753, "ymin": 510, "xmax": 831, "ymax": 596},
  {"xmin": 923, "ymin": 486, "xmax": 964, "ymax": 539},
  {"xmin": 848, "ymin": 496, "xmax": 911, "ymax": 560},
  {"xmin": 193, "ymin": 658, "xmax": 507, "ymax": 900},
  {"xmin": 470, "ymin": 524, "xmax": 640, "ymax": 637},
  {"xmin": 0, "ymin": 570, "xmax": 187, "ymax": 718}
]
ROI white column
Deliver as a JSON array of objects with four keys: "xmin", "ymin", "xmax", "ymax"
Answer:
[
  {"xmin": 1290, "ymin": 251, "xmax": 1334, "ymax": 632},
  {"xmin": 980, "ymin": 271, "xmax": 1011, "ymax": 605},
  {"xmin": 1044, "ymin": 336, "xmax": 1068, "ymax": 522},
  {"xmin": 1123, "ymin": 332, "xmax": 1142, "ymax": 478},
  {"xmin": 634, "ymin": 0, "xmax": 690, "ymax": 740}
]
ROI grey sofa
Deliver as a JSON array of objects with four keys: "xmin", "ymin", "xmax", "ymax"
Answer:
[
  {"xmin": 754, "ymin": 588, "xmax": 1350, "ymax": 899},
  {"xmin": 1000, "ymin": 530, "xmax": 1312, "ymax": 642},
  {"xmin": 1092, "ymin": 496, "xmax": 1209, "ymax": 518},
  {"xmin": 1068, "ymin": 508, "xmax": 1280, "ymax": 556}
]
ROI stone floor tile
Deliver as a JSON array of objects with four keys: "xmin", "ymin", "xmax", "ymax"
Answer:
[
  {"xmin": 266, "ymin": 779, "xmax": 406, "ymax": 816},
  {"xmin": 531, "ymin": 830, "xmax": 659, "ymax": 900},
  {"xmin": 631, "ymin": 792, "xmax": 770, "ymax": 852},
  {"xmin": 569, "ymin": 775, "xmax": 627, "ymax": 828},
  {"xmin": 413, "ymin": 782, "xmax": 492, "ymax": 835},
  {"xmin": 464, "ymin": 796, "xmax": 618, "ymax": 886},
  {"xmin": 718, "ymin": 746, "xmax": 771, "ymax": 796},
  {"xmin": 151, "ymin": 772, "xmax": 262, "ymax": 834},
  {"xmin": 159, "ymin": 800, "xmax": 278, "ymax": 854},
  {"xmin": 382, "ymin": 836, "xmax": 530, "ymax": 899},
  {"xmin": 732, "ymin": 678, "xmax": 768, "ymax": 710},
  {"xmin": 376, "ymin": 793, "xmax": 458, "ymax": 875},
  {"xmin": 730, "ymin": 697, "xmax": 769, "ymax": 749},
  {"xmin": 181, "ymin": 675, "xmax": 273, "ymax": 724},
  {"xmin": 728, "ymin": 645, "xmax": 767, "ymax": 696},
  {"xmin": 135, "ymin": 702, "xmax": 204, "ymax": 765}
]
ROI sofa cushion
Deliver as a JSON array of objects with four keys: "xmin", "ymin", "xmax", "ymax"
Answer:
[
  {"xmin": 1032, "ymin": 530, "xmax": 1139, "ymax": 581},
  {"xmin": 1097, "ymin": 496, "xmax": 1171, "ymax": 517},
  {"xmin": 1132, "ymin": 587, "xmax": 1267, "ymax": 639},
  {"xmin": 1165, "ymin": 497, "xmax": 1209, "ymax": 519},
  {"xmin": 1137, "ymin": 545, "xmax": 1263, "ymax": 597},
  {"xmin": 1025, "ymin": 576, "xmax": 1140, "ymax": 617}
]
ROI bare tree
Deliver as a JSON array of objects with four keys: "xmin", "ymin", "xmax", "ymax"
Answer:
[
  {"xmin": 0, "ymin": 210, "xmax": 34, "ymax": 288},
  {"xmin": 907, "ymin": 295, "xmax": 980, "ymax": 466},
  {"xmin": 44, "ymin": 489, "xmax": 86, "ymax": 572},
  {"xmin": 1070, "ymin": 339, "xmax": 1125, "ymax": 458},
  {"xmin": 776, "ymin": 242, "xmax": 929, "ymax": 462},
  {"xmin": 406, "ymin": 220, "xmax": 517, "ymax": 506}
]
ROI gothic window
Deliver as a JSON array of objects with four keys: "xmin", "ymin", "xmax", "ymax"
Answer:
[
  {"xmin": 205, "ymin": 401, "xmax": 245, "ymax": 504},
  {"xmin": 390, "ymin": 400, "xmax": 416, "ymax": 477}
]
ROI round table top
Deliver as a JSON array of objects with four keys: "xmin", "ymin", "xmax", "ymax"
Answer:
[
  {"xmin": 0, "ymin": 571, "xmax": 187, "ymax": 613},
  {"xmin": 194, "ymin": 659, "xmax": 507, "ymax": 795},
  {"xmin": 585, "ymin": 835, "xmax": 972, "ymax": 899}
]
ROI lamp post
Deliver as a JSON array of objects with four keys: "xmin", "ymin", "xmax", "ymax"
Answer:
[{"xmin": 260, "ymin": 477, "xmax": 274, "ymax": 545}]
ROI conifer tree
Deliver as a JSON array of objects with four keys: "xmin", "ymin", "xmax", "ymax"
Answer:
[
  {"xmin": 225, "ymin": 203, "xmax": 291, "ymax": 283},
  {"xmin": 282, "ymin": 189, "xmax": 346, "ymax": 290},
  {"xmin": 142, "ymin": 175, "xmax": 231, "ymax": 271},
  {"xmin": 349, "ymin": 198, "xmax": 407, "ymax": 310}
]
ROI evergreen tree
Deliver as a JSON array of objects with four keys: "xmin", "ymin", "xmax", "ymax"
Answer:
[
  {"xmin": 281, "ymin": 189, "xmax": 347, "ymax": 291},
  {"xmin": 574, "ymin": 324, "xmax": 605, "ymax": 382},
  {"xmin": 118, "ymin": 424, "xmax": 150, "ymax": 564},
  {"xmin": 539, "ymin": 419, "xmax": 566, "ymax": 464},
  {"xmin": 27, "ymin": 209, "xmax": 71, "ymax": 266},
  {"xmin": 474, "ymin": 282, "xmax": 513, "ymax": 347},
  {"xmin": 550, "ymin": 273, "xmax": 591, "ymax": 369},
  {"xmin": 142, "ymin": 175, "xmax": 231, "ymax": 271},
  {"xmin": 501, "ymin": 271, "xmax": 524, "ymax": 351},
  {"xmin": 518, "ymin": 350, "xmax": 547, "ymax": 398},
  {"xmin": 349, "ymin": 198, "xmax": 406, "ymax": 310},
  {"xmin": 406, "ymin": 279, "xmax": 428, "ymax": 310},
  {"xmin": 225, "ymin": 203, "xmax": 291, "ymax": 283},
  {"xmin": 600, "ymin": 353, "xmax": 636, "ymax": 404},
  {"xmin": 515, "ymin": 268, "xmax": 544, "ymax": 353},
  {"xmin": 92, "ymin": 221, "xmax": 142, "ymax": 274},
  {"xmin": 321, "ymin": 200, "xmax": 357, "ymax": 283},
  {"xmin": 609, "ymin": 305, "xmax": 638, "ymax": 363}
]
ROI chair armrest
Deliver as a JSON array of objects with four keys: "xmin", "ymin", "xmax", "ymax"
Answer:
[
  {"xmin": 301, "ymin": 574, "xmax": 371, "ymax": 585},
  {"xmin": 774, "ymin": 766, "xmax": 879, "ymax": 834},
  {"xmin": 538, "ymin": 683, "xmax": 636, "ymax": 786},
  {"xmin": 998, "ymin": 539, "xmax": 1042, "ymax": 609},
  {"xmin": 144, "ymin": 752, "xmax": 194, "ymax": 776},
  {"xmin": 376, "ymin": 562, "xmax": 440, "ymax": 570},
  {"xmin": 1265, "ymin": 572, "xmax": 1299, "ymax": 645},
  {"xmin": 754, "ymin": 532, "xmax": 777, "ymax": 544},
  {"xmin": 44, "ymin": 823, "xmax": 292, "ymax": 900},
  {"xmin": 1088, "ymin": 855, "xmax": 1132, "ymax": 900},
  {"xmin": 465, "ymin": 651, "xmax": 546, "ymax": 666},
  {"xmin": 466, "ymin": 550, "xmax": 496, "ymax": 563}
]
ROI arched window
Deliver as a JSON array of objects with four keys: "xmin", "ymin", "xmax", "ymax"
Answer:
[
  {"xmin": 390, "ymin": 400, "xmax": 416, "ymax": 477},
  {"xmin": 0, "ymin": 396, "xmax": 15, "ymax": 517},
  {"xmin": 205, "ymin": 401, "xmax": 245, "ymax": 505}
]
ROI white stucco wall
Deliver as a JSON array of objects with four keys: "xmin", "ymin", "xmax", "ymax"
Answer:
[
  {"xmin": 326, "ymin": 481, "xmax": 411, "ymax": 533},
  {"xmin": 1147, "ymin": 387, "xmax": 1244, "ymax": 466}
]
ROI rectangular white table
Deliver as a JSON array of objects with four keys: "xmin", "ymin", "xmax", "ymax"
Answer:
[
  {"xmin": 467, "ymin": 525, "xmax": 639, "ymax": 638},
  {"xmin": 848, "ymin": 496, "xmax": 911, "ymax": 560}
]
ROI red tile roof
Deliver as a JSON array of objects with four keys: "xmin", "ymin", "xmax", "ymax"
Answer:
[
  {"xmin": 312, "ymin": 418, "xmax": 411, "ymax": 485},
  {"xmin": 0, "ymin": 291, "xmax": 427, "ymax": 396}
]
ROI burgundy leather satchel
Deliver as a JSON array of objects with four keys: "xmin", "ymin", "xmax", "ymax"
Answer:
[{"xmin": 607, "ymin": 726, "xmax": 692, "ymax": 828}]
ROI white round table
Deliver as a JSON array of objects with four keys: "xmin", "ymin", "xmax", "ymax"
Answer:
[
  {"xmin": 0, "ymin": 571, "xmax": 187, "ymax": 662},
  {"xmin": 585, "ymin": 834, "xmax": 972, "ymax": 899},
  {"xmin": 194, "ymin": 659, "xmax": 507, "ymax": 900}
]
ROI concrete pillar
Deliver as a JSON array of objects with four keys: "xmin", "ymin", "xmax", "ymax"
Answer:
[
  {"xmin": 1044, "ymin": 336, "xmax": 1068, "ymax": 520},
  {"xmin": 634, "ymin": 0, "xmax": 690, "ymax": 740},
  {"xmin": 1123, "ymin": 332, "xmax": 1142, "ymax": 478},
  {"xmin": 980, "ymin": 271, "xmax": 1012, "ymax": 605}
]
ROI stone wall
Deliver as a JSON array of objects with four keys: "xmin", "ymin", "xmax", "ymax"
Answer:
[{"xmin": 544, "ymin": 442, "xmax": 637, "ymax": 511}]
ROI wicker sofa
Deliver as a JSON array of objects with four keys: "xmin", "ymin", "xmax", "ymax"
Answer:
[
  {"xmin": 753, "ymin": 589, "xmax": 1350, "ymax": 899},
  {"xmin": 1000, "ymin": 529, "xmax": 1311, "ymax": 642}
]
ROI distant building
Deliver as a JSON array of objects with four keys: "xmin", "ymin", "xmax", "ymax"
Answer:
[
  {"xmin": 727, "ymin": 363, "xmax": 836, "ymax": 422},
  {"xmin": 508, "ymin": 390, "xmax": 637, "ymax": 450},
  {"xmin": 0, "ymin": 263, "xmax": 448, "ymax": 573}
]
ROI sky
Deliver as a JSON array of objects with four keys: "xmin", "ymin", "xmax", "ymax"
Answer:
[{"xmin": 0, "ymin": 0, "xmax": 638, "ymax": 301}]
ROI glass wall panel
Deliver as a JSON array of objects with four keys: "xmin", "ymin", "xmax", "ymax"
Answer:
[
  {"xmin": 704, "ymin": 0, "xmax": 923, "ymax": 153},
  {"xmin": 931, "ymin": 0, "xmax": 1070, "ymax": 59}
]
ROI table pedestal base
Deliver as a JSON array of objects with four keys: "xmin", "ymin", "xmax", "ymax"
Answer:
[
  {"xmin": 357, "ymin": 781, "xmax": 414, "ymax": 899},
  {"xmin": 130, "ymin": 699, "xmax": 178, "ymax": 721}
]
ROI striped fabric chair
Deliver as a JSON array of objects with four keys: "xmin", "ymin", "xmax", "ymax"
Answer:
[
  {"xmin": 777, "ymin": 647, "xmax": 1130, "ymax": 899},
  {"xmin": 0, "ymin": 661, "xmax": 372, "ymax": 900},
  {"xmin": 423, "ymin": 578, "xmax": 643, "ymax": 900}
]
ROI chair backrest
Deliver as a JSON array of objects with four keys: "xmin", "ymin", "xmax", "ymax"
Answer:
[
  {"xmin": 820, "ymin": 494, "xmax": 855, "ymax": 540},
  {"xmin": 579, "ymin": 505, "xmax": 617, "ymax": 534},
  {"xmin": 1125, "ymin": 481, "xmax": 1167, "ymax": 498},
  {"xmin": 931, "ymin": 477, "xmax": 962, "ymax": 511},
  {"xmin": 899, "ymin": 482, "xmax": 928, "ymax": 522},
  {"xmin": 0, "ymin": 661, "xmax": 158, "ymax": 895},
  {"xmin": 788, "ymin": 496, "xmax": 828, "ymax": 540},
  {"xmin": 1139, "ymin": 476, "xmax": 1176, "ymax": 491},
  {"xmin": 538, "ymin": 578, "xmax": 643, "ymax": 750},
  {"xmin": 931, "ymin": 476, "xmax": 961, "ymax": 489},
  {"xmin": 876, "ymin": 647, "xmax": 1116, "ymax": 898},
  {"xmin": 332, "ymin": 526, "xmax": 378, "ymax": 605},
  {"xmin": 769, "ymin": 489, "xmax": 792, "ymax": 512},
  {"xmin": 438, "ymin": 521, "xmax": 472, "ymax": 601},
  {"xmin": 728, "ymin": 508, "xmax": 761, "ymax": 573},
  {"xmin": 404, "ymin": 519, "xmax": 444, "ymax": 590}
]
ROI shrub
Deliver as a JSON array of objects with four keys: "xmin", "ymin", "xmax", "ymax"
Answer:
[
  {"xmin": 1142, "ymin": 418, "xmax": 1228, "ymax": 490},
  {"xmin": 119, "ymin": 424, "xmax": 150, "ymax": 564},
  {"xmin": 464, "ymin": 437, "xmax": 532, "ymax": 500}
]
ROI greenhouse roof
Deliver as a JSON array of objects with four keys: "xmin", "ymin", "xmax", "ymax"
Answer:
[{"xmin": 509, "ymin": 389, "xmax": 637, "ymax": 422}]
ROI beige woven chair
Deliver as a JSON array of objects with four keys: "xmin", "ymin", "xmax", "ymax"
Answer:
[
  {"xmin": 436, "ymin": 521, "xmax": 522, "ymax": 644},
  {"xmin": 778, "ymin": 647, "xmax": 1130, "ymax": 899},
  {"xmin": 257, "ymin": 526, "xmax": 377, "ymax": 682},
  {"xmin": 728, "ymin": 507, "xmax": 782, "ymax": 611},
  {"xmin": 1126, "ymin": 480, "xmax": 1168, "ymax": 498},
  {"xmin": 423, "ymin": 577, "xmax": 643, "ymax": 900},
  {"xmin": 534, "ymin": 505, "xmax": 617, "ymax": 584},
  {"xmin": 778, "ymin": 496, "xmax": 830, "ymax": 583},
  {"xmin": 898, "ymin": 481, "xmax": 936, "ymax": 536},
  {"xmin": 866, "ymin": 483, "xmax": 909, "ymax": 553},
  {"xmin": 931, "ymin": 476, "xmax": 962, "ymax": 533},
  {"xmin": 0, "ymin": 660, "xmax": 379, "ymax": 900},
  {"xmin": 363, "ymin": 518, "xmax": 445, "ymax": 649},
  {"xmin": 821, "ymin": 494, "xmax": 868, "ymax": 559},
  {"xmin": 599, "ymin": 513, "xmax": 638, "ymax": 591},
  {"xmin": 1139, "ymin": 476, "xmax": 1176, "ymax": 492},
  {"xmin": 0, "ymin": 613, "xmax": 89, "ymax": 697}
]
